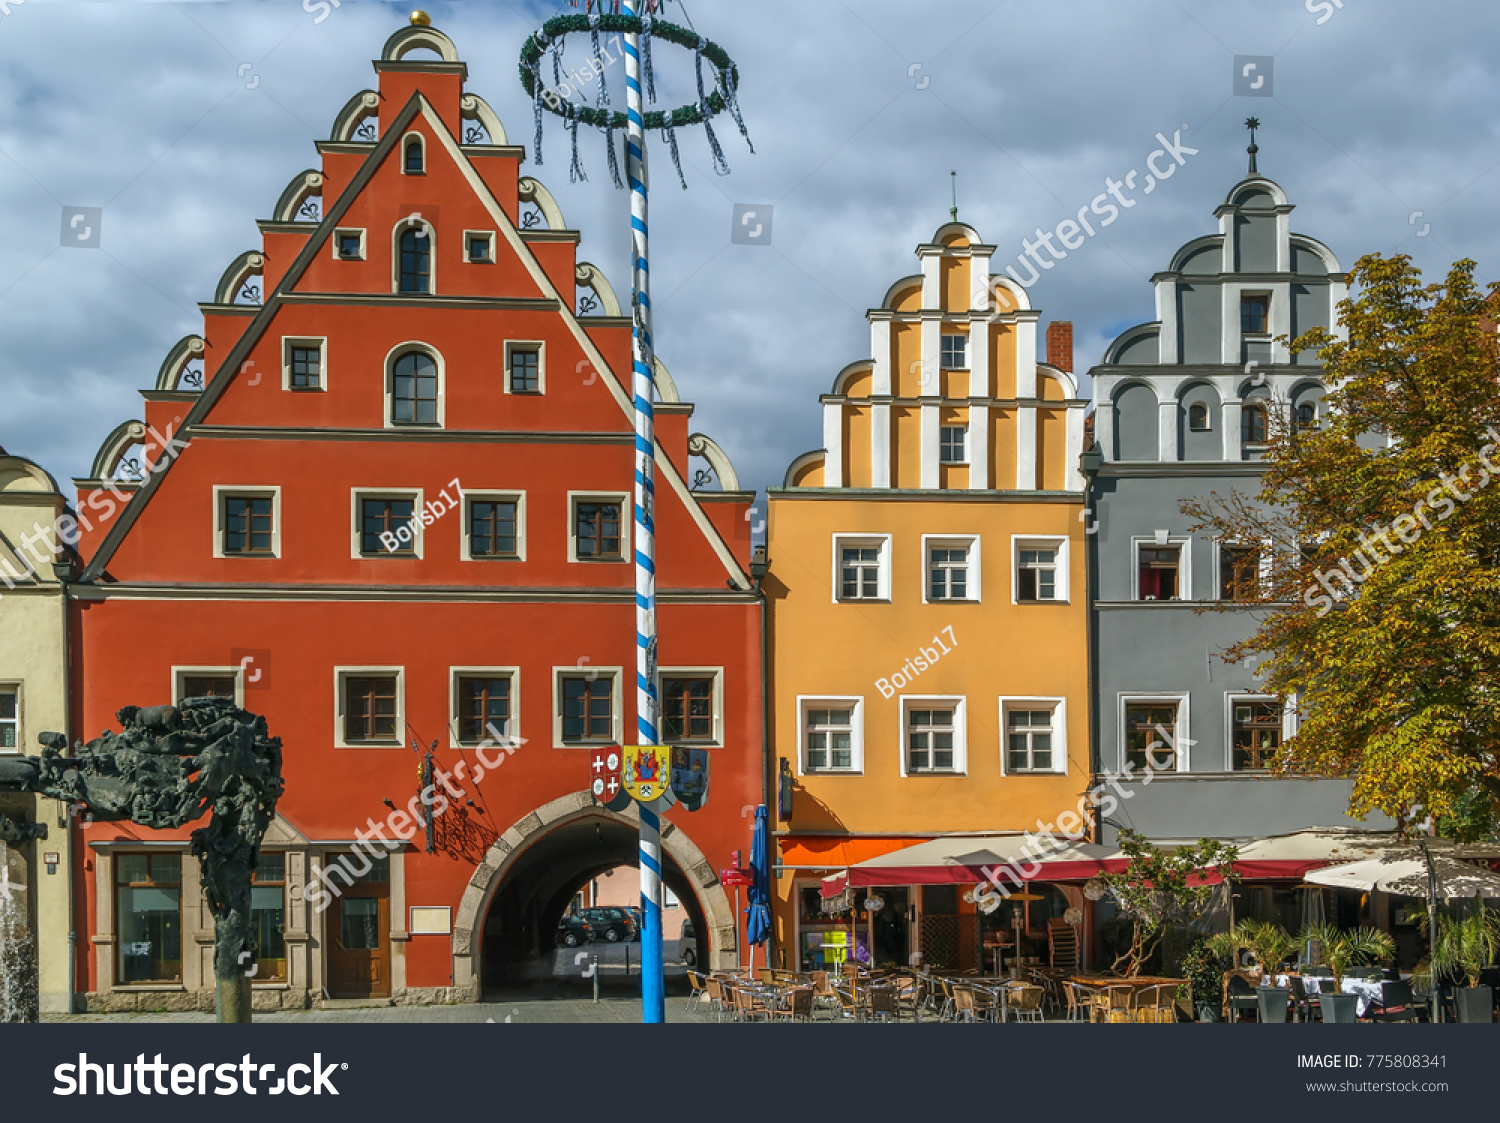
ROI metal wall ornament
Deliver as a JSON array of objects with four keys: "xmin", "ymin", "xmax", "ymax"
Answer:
[{"xmin": 1083, "ymin": 877, "xmax": 1109, "ymax": 902}]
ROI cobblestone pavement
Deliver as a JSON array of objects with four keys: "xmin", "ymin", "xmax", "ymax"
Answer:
[{"xmin": 44, "ymin": 995, "xmax": 715, "ymax": 1024}]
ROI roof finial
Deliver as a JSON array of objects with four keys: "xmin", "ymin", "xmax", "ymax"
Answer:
[
  {"xmin": 1245, "ymin": 117, "xmax": 1260, "ymax": 176},
  {"xmin": 410, "ymin": 10, "xmax": 431, "ymax": 26},
  {"xmin": 949, "ymin": 170, "xmax": 958, "ymax": 222}
]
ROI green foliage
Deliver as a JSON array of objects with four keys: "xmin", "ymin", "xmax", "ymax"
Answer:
[
  {"xmin": 1182, "ymin": 937, "xmax": 1229, "ymax": 1012},
  {"xmin": 1101, "ymin": 830, "xmax": 1239, "ymax": 976},
  {"xmin": 1234, "ymin": 919, "xmax": 1300, "ymax": 977},
  {"xmin": 1428, "ymin": 898, "xmax": 1500, "ymax": 989},
  {"xmin": 1300, "ymin": 922, "xmax": 1396, "ymax": 989},
  {"xmin": 1182, "ymin": 254, "xmax": 1500, "ymax": 831}
]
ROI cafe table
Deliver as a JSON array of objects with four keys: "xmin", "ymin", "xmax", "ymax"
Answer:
[{"xmin": 1274, "ymin": 974, "xmax": 1383, "ymax": 1017}]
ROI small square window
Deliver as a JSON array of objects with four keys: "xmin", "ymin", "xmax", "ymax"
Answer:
[
  {"xmin": 840, "ymin": 547, "xmax": 880, "ymax": 599},
  {"xmin": 940, "ymin": 426, "xmax": 967, "ymax": 464},
  {"xmin": 940, "ymin": 334, "xmax": 968, "ymax": 370},
  {"xmin": 289, "ymin": 346, "xmax": 322, "ymax": 390},
  {"xmin": 1188, "ymin": 403, "xmax": 1211, "ymax": 431},
  {"xmin": 361, "ymin": 497, "xmax": 416, "ymax": 556},
  {"xmin": 1241, "ymin": 295, "xmax": 1269, "ymax": 335},
  {"xmin": 510, "ymin": 348, "xmax": 540, "ymax": 394},
  {"xmin": 467, "ymin": 234, "xmax": 492, "ymax": 263},
  {"xmin": 338, "ymin": 233, "xmax": 363, "ymax": 259}
]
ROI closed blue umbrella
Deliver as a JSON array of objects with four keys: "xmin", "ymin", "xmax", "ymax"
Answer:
[{"xmin": 746, "ymin": 804, "xmax": 771, "ymax": 971}]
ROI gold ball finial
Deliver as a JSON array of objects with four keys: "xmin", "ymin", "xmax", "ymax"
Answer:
[{"xmin": 410, "ymin": 10, "xmax": 431, "ymax": 27}]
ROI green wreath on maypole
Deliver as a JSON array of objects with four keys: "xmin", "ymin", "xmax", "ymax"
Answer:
[{"xmin": 518, "ymin": 9, "xmax": 752, "ymax": 188}]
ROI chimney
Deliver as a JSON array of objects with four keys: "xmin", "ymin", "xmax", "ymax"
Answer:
[{"xmin": 1046, "ymin": 320, "xmax": 1073, "ymax": 373}]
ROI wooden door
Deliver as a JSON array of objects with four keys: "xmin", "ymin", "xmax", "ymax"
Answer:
[{"xmin": 327, "ymin": 877, "xmax": 390, "ymax": 998}]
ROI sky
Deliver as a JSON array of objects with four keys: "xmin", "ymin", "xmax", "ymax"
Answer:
[{"xmin": 0, "ymin": 0, "xmax": 1496, "ymax": 510}]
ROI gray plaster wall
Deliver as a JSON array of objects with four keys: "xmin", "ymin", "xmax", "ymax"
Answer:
[{"xmin": 1098, "ymin": 775, "xmax": 1384, "ymax": 844}]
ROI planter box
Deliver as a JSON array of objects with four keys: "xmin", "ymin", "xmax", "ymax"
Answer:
[
  {"xmin": 1455, "ymin": 986, "xmax": 1493, "ymax": 1024},
  {"xmin": 1319, "ymin": 993, "xmax": 1359, "ymax": 1023},
  {"xmin": 1196, "ymin": 1001, "xmax": 1221, "ymax": 1023},
  {"xmin": 1257, "ymin": 986, "xmax": 1290, "ymax": 1024}
]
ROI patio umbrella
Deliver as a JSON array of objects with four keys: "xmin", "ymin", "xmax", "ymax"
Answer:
[
  {"xmin": 745, "ymin": 804, "xmax": 771, "ymax": 975},
  {"xmin": 1304, "ymin": 851, "xmax": 1500, "ymax": 900}
]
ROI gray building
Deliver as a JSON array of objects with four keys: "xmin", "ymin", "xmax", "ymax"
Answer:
[{"xmin": 1086, "ymin": 141, "xmax": 1389, "ymax": 847}]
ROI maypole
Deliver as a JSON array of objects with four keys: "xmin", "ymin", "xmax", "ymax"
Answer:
[{"xmin": 521, "ymin": 0, "xmax": 752, "ymax": 1025}]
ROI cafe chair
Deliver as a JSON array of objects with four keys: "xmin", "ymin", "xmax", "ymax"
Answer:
[
  {"xmin": 866, "ymin": 985, "xmax": 899, "ymax": 1023},
  {"xmin": 686, "ymin": 970, "xmax": 708, "ymax": 1014},
  {"xmin": 1006, "ymin": 984, "xmax": 1046, "ymax": 1023},
  {"xmin": 952, "ymin": 984, "xmax": 982, "ymax": 1023},
  {"xmin": 1287, "ymin": 975, "xmax": 1319, "ymax": 1022},
  {"xmin": 771, "ymin": 986, "xmax": 815, "ymax": 1023},
  {"xmin": 1368, "ymin": 980, "xmax": 1422, "ymax": 1023},
  {"xmin": 731, "ymin": 982, "xmax": 771, "ymax": 1023},
  {"xmin": 1224, "ymin": 973, "xmax": 1260, "ymax": 1023},
  {"xmin": 1097, "ymin": 983, "xmax": 1136, "ymax": 1024}
]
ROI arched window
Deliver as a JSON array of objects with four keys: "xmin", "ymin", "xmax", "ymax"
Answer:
[
  {"xmin": 1295, "ymin": 401, "xmax": 1318, "ymax": 433},
  {"xmin": 399, "ymin": 227, "xmax": 430, "ymax": 294},
  {"xmin": 1188, "ymin": 403, "xmax": 1209, "ymax": 432},
  {"xmin": 1242, "ymin": 404, "xmax": 1268, "ymax": 445},
  {"xmin": 391, "ymin": 351, "xmax": 438, "ymax": 425},
  {"xmin": 404, "ymin": 138, "xmax": 424, "ymax": 174}
]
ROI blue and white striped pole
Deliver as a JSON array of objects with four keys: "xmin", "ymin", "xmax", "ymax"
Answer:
[{"xmin": 622, "ymin": 0, "xmax": 665, "ymax": 1026}]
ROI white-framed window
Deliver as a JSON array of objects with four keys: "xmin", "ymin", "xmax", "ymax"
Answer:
[
  {"xmin": 335, "ymin": 667, "xmax": 404, "ymax": 748},
  {"xmin": 831, "ymin": 534, "xmax": 891, "ymax": 603},
  {"xmin": 900, "ymin": 696, "xmax": 966, "ymax": 775},
  {"xmin": 1132, "ymin": 535, "xmax": 1193, "ymax": 601},
  {"xmin": 0, "ymin": 684, "xmax": 20, "ymax": 752},
  {"xmin": 552, "ymin": 666, "xmax": 624, "ymax": 747},
  {"xmin": 940, "ymin": 333, "xmax": 968, "ymax": 370},
  {"xmin": 1226, "ymin": 693, "xmax": 1292, "ymax": 772},
  {"xmin": 568, "ymin": 492, "xmax": 629, "ymax": 563},
  {"xmin": 351, "ymin": 488, "xmax": 424, "ymax": 559},
  {"xmin": 172, "ymin": 666, "xmax": 243, "ymax": 707},
  {"xmin": 1013, "ymin": 535, "xmax": 1068, "ymax": 603},
  {"xmin": 922, "ymin": 534, "xmax": 979, "ymax": 603},
  {"xmin": 504, "ymin": 340, "xmax": 545, "ymax": 395},
  {"xmin": 212, "ymin": 486, "xmax": 281, "ymax": 559},
  {"xmin": 461, "ymin": 490, "xmax": 525, "ymax": 562},
  {"xmin": 463, "ymin": 229, "xmax": 496, "ymax": 264},
  {"xmin": 449, "ymin": 667, "xmax": 520, "ymax": 748},
  {"xmin": 999, "ymin": 697, "xmax": 1067, "ymax": 775},
  {"xmin": 1119, "ymin": 693, "xmax": 1190, "ymax": 773},
  {"xmin": 1216, "ymin": 541, "xmax": 1264, "ymax": 602},
  {"xmin": 393, "ymin": 218, "xmax": 435, "ymax": 295},
  {"xmin": 385, "ymin": 342, "xmax": 444, "ymax": 427},
  {"xmin": 333, "ymin": 227, "xmax": 366, "ymax": 261},
  {"xmin": 797, "ymin": 696, "xmax": 863, "ymax": 775},
  {"xmin": 658, "ymin": 667, "xmax": 724, "ymax": 746},
  {"xmin": 281, "ymin": 336, "xmax": 327, "ymax": 392},
  {"xmin": 401, "ymin": 131, "xmax": 426, "ymax": 175},
  {"xmin": 1188, "ymin": 402, "xmax": 1211, "ymax": 431},
  {"xmin": 940, "ymin": 425, "xmax": 967, "ymax": 464}
]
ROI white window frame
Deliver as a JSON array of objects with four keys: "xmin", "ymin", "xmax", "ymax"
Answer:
[
  {"xmin": 831, "ymin": 533, "xmax": 891, "ymax": 603},
  {"xmin": 656, "ymin": 666, "xmax": 725, "ymax": 747},
  {"xmin": 0, "ymin": 682, "xmax": 21, "ymax": 754},
  {"xmin": 460, "ymin": 489, "xmax": 526, "ymax": 562},
  {"xmin": 567, "ymin": 492, "xmax": 631, "ymax": 564},
  {"xmin": 400, "ymin": 131, "xmax": 426, "ymax": 175},
  {"xmin": 213, "ymin": 486, "xmax": 282, "ymax": 560},
  {"xmin": 1011, "ymin": 535, "xmax": 1069, "ymax": 604},
  {"xmin": 449, "ymin": 666, "xmax": 521, "ymax": 749},
  {"xmin": 1187, "ymin": 401, "xmax": 1212, "ymax": 432},
  {"xmin": 351, "ymin": 487, "xmax": 424, "ymax": 560},
  {"xmin": 939, "ymin": 332, "xmax": 969, "ymax": 370},
  {"xmin": 1117, "ymin": 692, "xmax": 1191, "ymax": 773},
  {"xmin": 552, "ymin": 665, "xmax": 624, "ymax": 748},
  {"xmin": 335, "ymin": 666, "xmax": 405, "ymax": 749},
  {"xmin": 1213, "ymin": 538, "xmax": 1272, "ymax": 602},
  {"xmin": 899, "ymin": 695, "xmax": 966, "ymax": 777},
  {"xmin": 1223, "ymin": 691, "xmax": 1295, "ymax": 773},
  {"xmin": 384, "ymin": 341, "xmax": 444, "ymax": 428},
  {"xmin": 796, "ymin": 695, "xmax": 864, "ymax": 776},
  {"xmin": 281, "ymin": 336, "xmax": 328, "ymax": 392},
  {"xmin": 1131, "ymin": 534, "xmax": 1193, "ymax": 602},
  {"xmin": 171, "ymin": 666, "xmax": 244, "ymax": 708},
  {"xmin": 939, "ymin": 424, "xmax": 968, "ymax": 464},
  {"xmin": 921, "ymin": 534, "xmax": 980, "ymax": 604},
  {"xmin": 391, "ymin": 217, "xmax": 436, "ymax": 295},
  {"xmin": 332, "ymin": 227, "xmax": 366, "ymax": 261},
  {"xmin": 998, "ymin": 696, "xmax": 1067, "ymax": 775},
  {"xmin": 503, "ymin": 339, "xmax": 546, "ymax": 395},
  {"xmin": 463, "ymin": 229, "xmax": 496, "ymax": 265}
]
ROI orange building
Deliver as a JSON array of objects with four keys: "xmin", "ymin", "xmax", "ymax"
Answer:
[
  {"xmin": 766, "ymin": 221, "xmax": 1092, "ymax": 972},
  {"xmin": 62, "ymin": 21, "xmax": 760, "ymax": 1010}
]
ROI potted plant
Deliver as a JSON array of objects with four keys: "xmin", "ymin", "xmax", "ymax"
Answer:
[
  {"xmin": 1428, "ymin": 898, "xmax": 1498, "ymax": 1024},
  {"xmin": 1299, "ymin": 923, "xmax": 1396, "ymax": 1023},
  {"xmin": 1182, "ymin": 936, "xmax": 1227, "ymax": 1022},
  {"xmin": 1235, "ymin": 919, "xmax": 1299, "ymax": 1023}
]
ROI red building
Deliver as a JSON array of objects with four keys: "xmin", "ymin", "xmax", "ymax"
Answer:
[{"xmin": 67, "ymin": 21, "xmax": 761, "ymax": 1009}]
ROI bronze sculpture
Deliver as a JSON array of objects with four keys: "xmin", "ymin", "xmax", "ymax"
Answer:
[{"xmin": 0, "ymin": 697, "xmax": 283, "ymax": 1022}]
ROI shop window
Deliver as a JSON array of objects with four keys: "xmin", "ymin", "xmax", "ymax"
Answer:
[
  {"xmin": 116, "ymin": 853, "xmax": 183, "ymax": 984},
  {"xmin": 251, "ymin": 853, "xmax": 286, "ymax": 982},
  {"xmin": 0, "ymin": 687, "xmax": 14, "ymax": 750}
]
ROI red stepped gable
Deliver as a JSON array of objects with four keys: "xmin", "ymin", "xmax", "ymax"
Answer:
[{"xmin": 67, "ymin": 21, "xmax": 761, "ymax": 1008}]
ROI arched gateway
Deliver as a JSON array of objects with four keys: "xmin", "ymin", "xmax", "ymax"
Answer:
[{"xmin": 452, "ymin": 790, "xmax": 739, "ymax": 997}]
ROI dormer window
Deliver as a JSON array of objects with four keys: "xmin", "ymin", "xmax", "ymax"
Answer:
[
  {"xmin": 1240, "ymin": 295, "xmax": 1269, "ymax": 335},
  {"xmin": 404, "ymin": 137, "xmax": 424, "ymax": 175}
]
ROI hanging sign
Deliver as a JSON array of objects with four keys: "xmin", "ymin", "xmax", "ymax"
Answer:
[
  {"xmin": 622, "ymin": 744, "xmax": 671, "ymax": 803},
  {"xmin": 589, "ymin": 746, "xmax": 632, "ymax": 811},
  {"xmin": 669, "ymin": 746, "xmax": 710, "ymax": 811}
]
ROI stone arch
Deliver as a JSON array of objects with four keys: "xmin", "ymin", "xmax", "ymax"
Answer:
[
  {"xmin": 451, "ymin": 790, "xmax": 737, "ymax": 998},
  {"xmin": 381, "ymin": 25, "xmax": 460, "ymax": 64}
]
